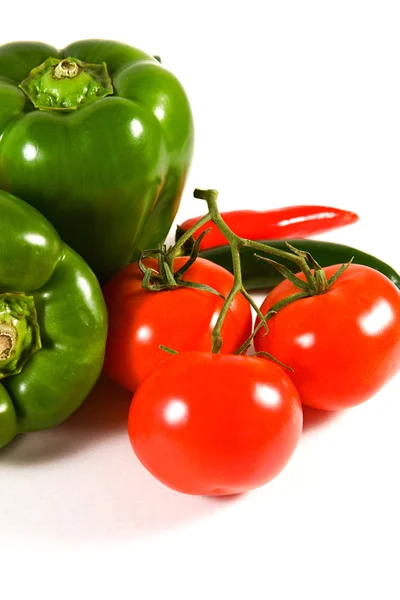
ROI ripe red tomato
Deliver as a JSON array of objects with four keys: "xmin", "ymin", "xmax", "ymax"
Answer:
[
  {"xmin": 254, "ymin": 264, "xmax": 400, "ymax": 410},
  {"xmin": 103, "ymin": 257, "xmax": 252, "ymax": 392},
  {"xmin": 128, "ymin": 352, "xmax": 303, "ymax": 495}
]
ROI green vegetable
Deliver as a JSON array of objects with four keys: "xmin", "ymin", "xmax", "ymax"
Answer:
[
  {"xmin": 0, "ymin": 189, "xmax": 108, "ymax": 450},
  {"xmin": 0, "ymin": 39, "xmax": 194, "ymax": 284},
  {"xmin": 199, "ymin": 239, "xmax": 400, "ymax": 291}
]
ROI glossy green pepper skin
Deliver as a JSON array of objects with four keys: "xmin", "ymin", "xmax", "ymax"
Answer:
[
  {"xmin": 0, "ymin": 39, "xmax": 194, "ymax": 284},
  {"xmin": 0, "ymin": 189, "xmax": 108, "ymax": 449}
]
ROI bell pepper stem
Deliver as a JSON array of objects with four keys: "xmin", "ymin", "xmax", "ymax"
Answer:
[
  {"xmin": 0, "ymin": 293, "xmax": 42, "ymax": 379},
  {"xmin": 19, "ymin": 56, "xmax": 113, "ymax": 112},
  {"xmin": 0, "ymin": 329, "xmax": 15, "ymax": 360},
  {"xmin": 53, "ymin": 59, "xmax": 80, "ymax": 79}
]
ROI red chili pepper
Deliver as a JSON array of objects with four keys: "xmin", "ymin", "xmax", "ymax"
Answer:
[{"xmin": 176, "ymin": 205, "xmax": 359, "ymax": 251}]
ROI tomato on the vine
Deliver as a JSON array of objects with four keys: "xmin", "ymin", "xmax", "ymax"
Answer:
[
  {"xmin": 254, "ymin": 264, "xmax": 400, "ymax": 410},
  {"xmin": 103, "ymin": 257, "xmax": 252, "ymax": 392},
  {"xmin": 128, "ymin": 352, "xmax": 302, "ymax": 496}
]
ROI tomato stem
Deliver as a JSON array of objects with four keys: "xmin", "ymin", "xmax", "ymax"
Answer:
[
  {"xmin": 139, "ymin": 243, "xmax": 225, "ymax": 298},
  {"xmin": 235, "ymin": 290, "xmax": 310, "ymax": 356},
  {"xmin": 166, "ymin": 188, "xmax": 352, "ymax": 354}
]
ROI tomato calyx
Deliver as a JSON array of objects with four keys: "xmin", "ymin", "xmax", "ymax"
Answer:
[
  {"xmin": 138, "ymin": 232, "xmax": 225, "ymax": 299},
  {"xmin": 255, "ymin": 242, "xmax": 354, "ymax": 296},
  {"xmin": 241, "ymin": 247, "xmax": 353, "ymax": 352}
]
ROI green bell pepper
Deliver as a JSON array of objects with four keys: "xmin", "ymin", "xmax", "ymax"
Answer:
[
  {"xmin": 0, "ymin": 189, "xmax": 108, "ymax": 450},
  {"xmin": 0, "ymin": 39, "xmax": 194, "ymax": 284}
]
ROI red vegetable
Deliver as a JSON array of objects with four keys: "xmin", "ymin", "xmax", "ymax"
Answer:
[
  {"xmin": 128, "ymin": 352, "xmax": 303, "ymax": 496},
  {"xmin": 177, "ymin": 205, "xmax": 359, "ymax": 251},
  {"xmin": 254, "ymin": 264, "xmax": 400, "ymax": 411},
  {"xmin": 102, "ymin": 256, "xmax": 252, "ymax": 392}
]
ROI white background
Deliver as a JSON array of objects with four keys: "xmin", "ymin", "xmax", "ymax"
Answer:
[{"xmin": 1, "ymin": 1, "xmax": 400, "ymax": 598}]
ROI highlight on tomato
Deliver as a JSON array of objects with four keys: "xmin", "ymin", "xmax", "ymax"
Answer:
[
  {"xmin": 254, "ymin": 264, "xmax": 400, "ymax": 411},
  {"xmin": 128, "ymin": 352, "xmax": 303, "ymax": 496}
]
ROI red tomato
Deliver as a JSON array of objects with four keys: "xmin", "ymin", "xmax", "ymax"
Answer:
[
  {"xmin": 128, "ymin": 352, "xmax": 303, "ymax": 495},
  {"xmin": 103, "ymin": 257, "xmax": 252, "ymax": 392},
  {"xmin": 254, "ymin": 264, "xmax": 400, "ymax": 410}
]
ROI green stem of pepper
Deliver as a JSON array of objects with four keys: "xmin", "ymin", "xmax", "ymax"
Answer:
[
  {"xmin": 19, "ymin": 57, "xmax": 113, "ymax": 112},
  {"xmin": 0, "ymin": 293, "xmax": 42, "ymax": 379},
  {"xmin": 167, "ymin": 188, "xmax": 351, "ymax": 355},
  {"xmin": 53, "ymin": 59, "xmax": 80, "ymax": 79}
]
